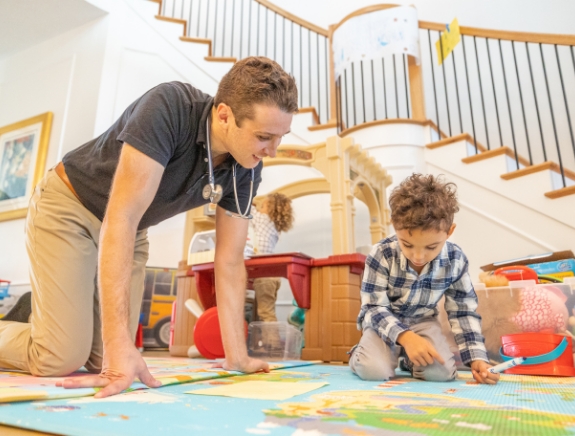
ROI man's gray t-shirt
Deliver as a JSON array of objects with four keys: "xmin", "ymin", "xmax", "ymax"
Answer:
[{"xmin": 63, "ymin": 81, "xmax": 262, "ymax": 230}]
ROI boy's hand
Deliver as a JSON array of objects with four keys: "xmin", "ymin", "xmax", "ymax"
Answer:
[
  {"xmin": 397, "ymin": 331, "xmax": 444, "ymax": 367},
  {"xmin": 471, "ymin": 360, "xmax": 499, "ymax": 384}
]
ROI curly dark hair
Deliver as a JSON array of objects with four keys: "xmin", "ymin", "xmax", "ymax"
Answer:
[
  {"xmin": 215, "ymin": 56, "xmax": 298, "ymax": 126},
  {"xmin": 266, "ymin": 193, "xmax": 294, "ymax": 233},
  {"xmin": 388, "ymin": 173, "xmax": 459, "ymax": 232}
]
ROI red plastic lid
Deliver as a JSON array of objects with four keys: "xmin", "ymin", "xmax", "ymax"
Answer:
[
  {"xmin": 193, "ymin": 307, "xmax": 248, "ymax": 359},
  {"xmin": 494, "ymin": 265, "xmax": 539, "ymax": 283}
]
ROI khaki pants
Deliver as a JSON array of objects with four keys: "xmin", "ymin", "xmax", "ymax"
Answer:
[
  {"xmin": 0, "ymin": 169, "xmax": 148, "ymax": 376},
  {"xmin": 253, "ymin": 277, "xmax": 281, "ymax": 322},
  {"xmin": 350, "ymin": 318, "xmax": 457, "ymax": 382}
]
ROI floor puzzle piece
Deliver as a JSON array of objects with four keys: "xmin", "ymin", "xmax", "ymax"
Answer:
[
  {"xmin": 0, "ymin": 357, "xmax": 317, "ymax": 404},
  {"xmin": 186, "ymin": 380, "xmax": 328, "ymax": 400}
]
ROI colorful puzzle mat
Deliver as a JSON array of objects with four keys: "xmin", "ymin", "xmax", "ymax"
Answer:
[
  {"xmin": 1, "ymin": 361, "xmax": 575, "ymax": 435},
  {"xmin": 0, "ymin": 357, "xmax": 316, "ymax": 403}
]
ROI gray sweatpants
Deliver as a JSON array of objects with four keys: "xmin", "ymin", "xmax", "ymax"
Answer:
[
  {"xmin": 350, "ymin": 318, "xmax": 457, "ymax": 382},
  {"xmin": 0, "ymin": 168, "xmax": 148, "ymax": 376}
]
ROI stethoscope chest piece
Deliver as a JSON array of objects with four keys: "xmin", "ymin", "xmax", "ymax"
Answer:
[{"xmin": 202, "ymin": 182, "xmax": 223, "ymax": 204}]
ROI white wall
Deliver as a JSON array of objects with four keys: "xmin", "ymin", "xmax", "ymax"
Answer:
[
  {"xmin": 0, "ymin": 17, "xmax": 109, "ymax": 286},
  {"xmin": 0, "ymin": 0, "xmax": 228, "ymax": 287}
]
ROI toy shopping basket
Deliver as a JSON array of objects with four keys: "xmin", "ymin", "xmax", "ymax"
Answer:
[{"xmin": 0, "ymin": 280, "xmax": 10, "ymax": 300}]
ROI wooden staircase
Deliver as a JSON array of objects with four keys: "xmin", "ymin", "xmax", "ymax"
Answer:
[
  {"xmin": 426, "ymin": 129, "xmax": 575, "ymax": 200},
  {"xmin": 148, "ymin": 0, "xmax": 337, "ymax": 131}
]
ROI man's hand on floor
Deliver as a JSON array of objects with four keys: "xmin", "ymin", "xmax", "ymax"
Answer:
[
  {"xmin": 56, "ymin": 341, "xmax": 161, "ymax": 398},
  {"xmin": 212, "ymin": 356, "xmax": 270, "ymax": 374}
]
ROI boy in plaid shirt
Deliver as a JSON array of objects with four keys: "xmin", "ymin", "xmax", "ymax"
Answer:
[{"xmin": 350, "ymin": 174, "xmax": 499, "ymax": 384}]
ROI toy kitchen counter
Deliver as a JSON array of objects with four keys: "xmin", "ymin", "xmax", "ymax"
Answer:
[
  {"xmin": 192, "ymin": 252, "xmax": 313, "ymax": 310},
  {"xmin": 170, "ymin": 252, "xmax": 367, "ymax": 363}
]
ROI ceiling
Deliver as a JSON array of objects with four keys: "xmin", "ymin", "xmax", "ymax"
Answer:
[{"xmin": 0, "ymin": 0, "xmax": 108, "ymax": 59}]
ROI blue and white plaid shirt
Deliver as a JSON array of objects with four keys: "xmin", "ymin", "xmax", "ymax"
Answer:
[
  {"xmin": 358, "ymin": 235, "xmax": 488, "ymax": 365},
  {"xmin": 251, "ymin": 209, "xmax": 279, "ymax": 255}
]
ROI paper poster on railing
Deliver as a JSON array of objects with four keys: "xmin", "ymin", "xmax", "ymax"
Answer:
[
  {"xmin": 332, "ymin": 6, "xmax": 420, "ymax": 78},
  {"xmin": 435, "ymin": 18, "xmax": 461, "ymax": 65}
]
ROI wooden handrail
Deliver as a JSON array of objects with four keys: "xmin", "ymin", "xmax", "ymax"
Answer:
[
  {"xmin": 339, "ymin": 118, "xmax": 429, "ymax": 137},
  {"xmin": 419, "ymin": 21, "xmax": 575, "ymax": 46},
  {"xmin": 332, "ymin": 4, "xmax": 402, "ymax": 33},
  {"xmin": 329, "ymin": 5, "xmax": 575, "ymax": 47},
  {"xmin": 254, "ymin": 0, "xmax": 328, "ymax": 36}
]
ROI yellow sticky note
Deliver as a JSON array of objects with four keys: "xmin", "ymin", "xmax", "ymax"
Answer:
[
  {"xmin": 185, "ymin": 381, "xmax": 328, "ymax": 401},
  {"xmin": 435, "ymin": 18, "xmax": 461, "ymax": 65}
]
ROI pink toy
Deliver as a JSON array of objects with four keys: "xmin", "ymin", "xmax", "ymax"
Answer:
[{"xmin": 512, "ymin": 286, "xmax": 568, "ymax": 333}]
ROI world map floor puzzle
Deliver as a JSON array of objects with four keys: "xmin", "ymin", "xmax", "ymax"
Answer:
[{"xmin": 1, "ymin": 357, "xmax": 575, "ymax": 435}]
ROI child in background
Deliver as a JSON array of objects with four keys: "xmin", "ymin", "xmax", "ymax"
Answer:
[
  {"xmin": 350, "ymin": 174, "xmax": 498, "ymax": 384},
  {"xmin": 251, "ymin": 193, "xmax": 294, "ymax": 322}
]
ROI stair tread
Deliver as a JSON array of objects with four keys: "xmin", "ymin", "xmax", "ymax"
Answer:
[
  {"xmin": 204, "ymin": 56, "xmax": 237, "ymax": 63},
  {"xmin": 427, "ymin": 132, "xmax": 574, "ymax": 200},
  {"xmin": 308, "ymin": 121, "xmax": 337, "ymax": 131},
  {"xmin": 545, "ymin": 185, "xmax": 575, "ymax": 199},
  {"xmin": 502, "ymin": 162, "xmax": 575, "ymax": 181}
]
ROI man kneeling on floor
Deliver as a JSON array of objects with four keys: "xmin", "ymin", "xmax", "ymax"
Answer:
[{"xmin": 0, "ymin": 56, "xmax": 298, "ymax": 398}]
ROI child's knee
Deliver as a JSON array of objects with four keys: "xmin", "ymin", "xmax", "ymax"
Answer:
[
  {"xmin": 350, "ymin": 345, "xmax": 395, "ymax": 381},
  {"xmin": 416, "ymin": 361, "xmax": 457, "ymax": 382}
]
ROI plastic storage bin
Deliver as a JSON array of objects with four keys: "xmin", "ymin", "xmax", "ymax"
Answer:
[
  {"xmin": 247, "ymin": 321, "xmax": 303, "ymax": 361},
  {"xmin": 438, "ymin": 279, "xmax": 575, "ymax": 365}
]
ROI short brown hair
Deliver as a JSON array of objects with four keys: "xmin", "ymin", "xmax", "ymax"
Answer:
[
  {"xmin": 215, "ymin": 56, "xmax": 298, "ymax": 125},
  {"xmin": 388, "ymin": 173, "xmax": 459, "ymax": 232},
  {"xmin": 266, "ymin": 193, "xmax": 294, "ymax": 233}
]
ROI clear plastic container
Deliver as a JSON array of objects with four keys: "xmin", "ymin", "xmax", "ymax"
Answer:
[
  {"xmin": 438, "ymin": 280, "xmax": 575, "ymax": 365},
  {"xmin": 247, "ymin": 321, "xmax": 303, "ymax": 360}
]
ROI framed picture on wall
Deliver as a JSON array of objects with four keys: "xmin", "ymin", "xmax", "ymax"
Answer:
[{"xmin": 0, "ymin": 112, "xmax": 53, "ymax": 222}]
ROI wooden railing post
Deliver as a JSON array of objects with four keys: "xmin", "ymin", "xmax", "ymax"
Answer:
[{"xmin": 408, "ymin": 55, "xmax": 426, "ymax": 121}]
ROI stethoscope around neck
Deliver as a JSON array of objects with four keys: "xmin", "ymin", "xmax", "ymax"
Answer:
[{"xmin": 201, "ymin": 117, "xmax": 254, "ymax": 219}]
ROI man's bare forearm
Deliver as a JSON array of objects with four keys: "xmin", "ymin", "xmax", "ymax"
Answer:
[
  {"xmin": 98, "ymin": 216, "xmax": 137, "ymax": 347},
  {"xmin": 214, "ymin": 258, "xmax": 249, "ymax": 364}
]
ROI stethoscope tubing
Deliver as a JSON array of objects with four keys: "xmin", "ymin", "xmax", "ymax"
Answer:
[{"xmin": 204, "ymin": 115, "xmax": 254, "ymax": 219}]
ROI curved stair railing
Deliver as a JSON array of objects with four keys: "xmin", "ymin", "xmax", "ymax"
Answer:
[
  {"xmin": 419, "ymin": 22, "xmax": 575, "ymax": 192},
  {"xmin": 155, "ymin": 0, "xmax": 332, "ymax": 125},
  {"xmin": 152, "ymin": 0, "xmax": 574, "ymax": 195},
  {"xmin": 332, "ymin": 9, "xmax": 575, "ymax": 194}
]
